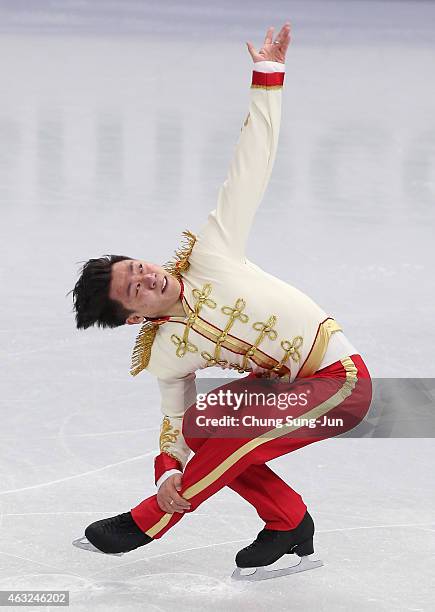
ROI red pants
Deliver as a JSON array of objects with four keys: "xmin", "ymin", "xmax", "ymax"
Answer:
[{"xmin": 131, "ymin": 354, "xmax": 372, "ymax": 538}]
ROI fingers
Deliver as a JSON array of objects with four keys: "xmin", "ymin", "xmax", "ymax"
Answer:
[
  {"xmin": 157, "ymin": 480, "xmax": 191, "ymax": 514},
  {"xmin": 168, "ymin": 481, "xmax": 191, "ymax": 510},
  {"xmin": 263, "ymin": 26, "xmax": 274, "ymax": 46},
  {"xmin": 161, "ymin": 498, "xmax": 184, "ymax": 514},
  {"xmin": 275, "ymin": 22, "xmax": 291, "ymax": 48},
  {"xmin": 276, "ymin": 21, "xmax": 291, "ymax": 41},
  {"xmin": 158, "ymin": 494, "xmax": 186, "ymax": 514},
  {"xmin": 247, "ymin": 22, "xmax": 291, "ymax": 64},
  {"xmin": 246, "ymin": 40, "xmax": 257, "ymax": 61},
  {"xmin": 157, "ymin": 496, "xmax": 173, "ymax": 514}
]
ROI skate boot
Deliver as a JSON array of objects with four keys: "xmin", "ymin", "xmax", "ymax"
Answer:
[
  {"xmin": 72, "ymin": 512, "xmax": 152, "ymax": 555},
  {"xmin": 232, "ymin": 510, "xmax": 323, "ymax": 581}
]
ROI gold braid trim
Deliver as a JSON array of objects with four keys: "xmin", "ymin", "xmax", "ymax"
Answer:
[
  {"xmin": 130, "ymin": 321, "xmax": 159, "ymax": 377},
  {"xmin": 251, "ymin": 84, "xmax": 283, "ymax": 90},
  {"xmin": 162, "ymin": 229, "xmax": 197, "ymax": 280},
  {"xmin": 159, "ymin": 416, "xmax": 180, "ymax": 452},
  {"xmin": 129, "ymin": 229, "xmax": 197, "ymax": 376}
]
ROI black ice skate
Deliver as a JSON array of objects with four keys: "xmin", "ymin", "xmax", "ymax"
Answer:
[
  {"xmin": 72, "ymin": 512, "xmax": 152, "ymax": 556},
  {"xmin": 232, "ymin": 510, "xmax": 323, "ymax": 581}
]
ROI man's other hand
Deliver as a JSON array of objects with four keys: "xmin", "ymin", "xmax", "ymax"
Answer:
[
  {"xmin": 247, "ymin": 21, "xmax": 291, "ymax": 64},
  {"xmin": 157, "ymin": 473, "xmax": 191, "ymax": 514}
]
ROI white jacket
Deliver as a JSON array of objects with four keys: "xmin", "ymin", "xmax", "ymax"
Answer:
[{"xmin": 129, "ymin": 61, "xmax": 358, "ymax": 486}]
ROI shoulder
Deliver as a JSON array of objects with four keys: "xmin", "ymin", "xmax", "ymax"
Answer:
[
  {"xmin": 129, "ymin": 229, "xmax": 198, "ymax": 378},
  {"xmin": 130, "ymin": 321, "xmax": 160, "ymax": 377}
]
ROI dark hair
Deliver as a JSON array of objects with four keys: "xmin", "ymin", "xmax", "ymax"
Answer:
[{"xmin": 70, "ymin": 255, "xmax": 133, "ymax": 329}]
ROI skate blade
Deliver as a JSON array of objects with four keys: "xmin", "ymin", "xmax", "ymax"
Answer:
[
  {"xmin": 72, "ymin": 536, "xmax": 124, "ymax": 557},
  {"xmin": 231, "ymin": 554, "xmax": 324, "ymax": 582}
]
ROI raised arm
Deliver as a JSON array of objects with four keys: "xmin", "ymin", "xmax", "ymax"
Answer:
[{"xmin": 197, "ymin": 22, "xmax": 291, "ymax": 260}]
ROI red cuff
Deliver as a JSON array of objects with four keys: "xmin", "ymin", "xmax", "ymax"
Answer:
[
  {"xmin": 154, "ymin": 452, "xmax": 182, "ymax": 485},
  {"xmin": 251, "ymin": 71, "xmax": 285, "ymax": 88}
]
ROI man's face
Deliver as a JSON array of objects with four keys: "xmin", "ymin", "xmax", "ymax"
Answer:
[{"xmin": 109, "ymin": 259, "xmax": 180, "ymax": 324}]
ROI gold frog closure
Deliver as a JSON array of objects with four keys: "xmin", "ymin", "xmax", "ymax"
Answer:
[
  {"xmin": 192, "ymin": 285, "xmax": 217, "ymax": 309},
  {"xmin": 270, "ymin": 336, "xmax": 304, "ymax": 375},
  {"xmin": 200, "ymin": 297, "xmax": 249, "ymax": 368},
  {"xmin": 170, "ymin": 283, "xmax": 216, "ymax": 358},
  {"xmin": 200, "ymin": 351, "xmax": 253, "ymax": 374},
  {"xmin": 171, "ymin": 335, "xmax": 198, "ymax": 358},
  {"xmin": 200, "ymin": 351, "xmax": 229, "ymax": 368},
  {"xmin": 241, "ymin": 315, "xmax": 278, "ymax": 370}
]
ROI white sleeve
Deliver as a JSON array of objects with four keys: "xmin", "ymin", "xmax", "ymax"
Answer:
[
  {"xmin": 196, "ymin": 61, "xmax": 285, "ymax": 260},
  {"xmin": 156, "ymin": 469, "xmax": 182, "ymax": 490},
  {"xmin": 252, "ymin": 60, "xmax": 286, "ymax": 73},
  {"xmin": 156, "ymin": 372, "xmax": 197, "ymax": 469}
]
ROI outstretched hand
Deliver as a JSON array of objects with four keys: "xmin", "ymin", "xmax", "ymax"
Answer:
[{"xmin": 246, "ymin": 22, "xmax": 291, "ymax": 64}]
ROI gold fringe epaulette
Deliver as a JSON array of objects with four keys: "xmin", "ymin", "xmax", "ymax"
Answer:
[
  {"xmin": 162, "ymin": 229, "xmax": 197, "ymax": 280},
  {"xmin": 130, "ymin": 321, "xmax": 159, "ymax": 376},
  {"xmin": 129, "ymin": 229, "xmax": 197, "ymax": 377}
]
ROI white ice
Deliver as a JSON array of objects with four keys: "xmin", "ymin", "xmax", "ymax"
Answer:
[{"xmin": 0, "ymin": 1, "xmax": 434, "ymax": 610}]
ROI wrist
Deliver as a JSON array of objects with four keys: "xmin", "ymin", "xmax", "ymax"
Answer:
[
  {"xmin": 156, "ymin": 469, "xmax": 182, "ymax": 490},
  {"xmin": 155, "ymin": 452, "xmax": 182, "ymax": 485},
  {"xmin": 253, "ymin": 60, "xmax": 285, "ymax": 73}
]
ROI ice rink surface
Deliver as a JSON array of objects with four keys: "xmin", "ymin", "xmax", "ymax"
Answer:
[{"xmin": 0, "ymin": 1, "xmax": 434, "ymax": 610}]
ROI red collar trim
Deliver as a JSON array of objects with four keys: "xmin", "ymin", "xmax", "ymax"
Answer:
[{"xmin": 178, "ymin": 277, "xmax": 185, "ymax": 301}]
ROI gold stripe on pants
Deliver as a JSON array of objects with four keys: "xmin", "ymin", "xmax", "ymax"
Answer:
[{"xmin": 146, "ymin": 356, "xmax": 358, "ymax": 538}]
